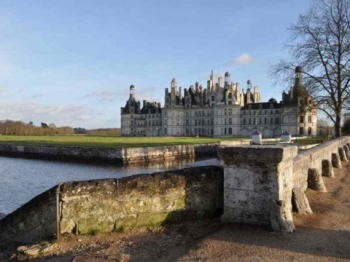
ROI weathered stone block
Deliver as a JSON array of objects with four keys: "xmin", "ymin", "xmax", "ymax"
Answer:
[
  {"xmin": 292, "ymin": 188, "xmax": 312, "ymax": 214},
  {"xmin": 307, "ymin": 168, "xmax": 327, "ymax": 192},
  {"xmin": 322, "ymin": 159, "xmax": 334, "ymax": 178},
  {"xmin": 219, "ymin": 145, "xmax": 297, "ymax": 229},
  {"xmin": 270, "ymin": 200, "xmax": 295, "ymax": 233},
  {"xmin": 339, "ymin": 147, "xmax": 348, "ymax": 162},
  {"xmin": 332, "ymin": 153, "xmax": 342, "ymax": 168}
]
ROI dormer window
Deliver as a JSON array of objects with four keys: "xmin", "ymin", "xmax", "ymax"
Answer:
[
  {"xmin": 249, "ymin": 105, "xmax": 252, "ymax": 109},
  {"xmin": 270, "ymin": 104, "xmax": 273, "ymax": 108},
  {"xmin": 259, "ymin": 104, "xmax": 262, "ymax": 109}
]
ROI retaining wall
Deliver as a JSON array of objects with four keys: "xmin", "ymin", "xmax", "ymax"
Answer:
[
  {"xmin": 0, "ymin": 143, "xmax": 225, "ymax": 164},
  {"xmin": 0, "ymin": 166, "xmax": 223, "ymax": 244},
  {"xmin": 0, "ymin": 144, "xmax": 123, "ymax": 164}
]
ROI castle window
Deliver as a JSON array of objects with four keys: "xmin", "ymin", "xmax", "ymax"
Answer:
[
  {"xmin": 308, "ymin": 116, "xmax": 312, "ymax": 123},
  {"xmin": 275, "ymin": 110, "xmax": 279, "ymax": 114},
  {"xmin": 300, "ymin": 116, "xmax": 304, "ymax": 123},
  {"xmin": 211, "ymin": 96, "xmax": 215, "ymax": 101},
  {"xmin": 299, "ymin": 127, "xmax": 304, "ymax": 135},
  {"xmin": 249, "ymin": 105, "xmax": 252, "ymax": 109},
  {"xmin": 259, "ymin": 104, "xmax": 262, "ymax": 109},
  {"xmin": 243, "ymin": 118, "xmax": 246, "ymax": 125},
  {"xmin": 270, "ymin": 118, "xmax": 273, "ymax": 124},
  {"xmin": 265, "ymin": 118, "xmax": 268, "ymax": 124},
  {"xmin": 229, "ymin": 118, "xmax": 232, "ymax": 125},
  {"xmin": 249, "ymin": 118, "xmax": 251, "ymax": 125},
  {"xmin": 228, "ymin": 101, "xmax": 232, "ymax": 104},
  {"xmin": 229, "ymin": 128, "xmax": 232, "ymax": 135},
  {"xmin": 259, "ymin": 118, "xmax": 262, "ymax": 125},
  {"xmin": 308, "ymin": 127, "xmax": 312, "ymax": 135},
  {"xmin": 228, "ymin": 93, "xmax": 232, "ymax": 99},
  {"xmin": 270, "ymin": 104, "xmax": 273, "ymax": 108},
  {"xmin": 275, "ymin": 118, "xmax": 279, "ymax": 124}
]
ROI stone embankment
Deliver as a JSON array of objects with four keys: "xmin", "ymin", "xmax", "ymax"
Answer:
[
  {"xmin": 0, "ymin": 141, "xmax": 252, "ymax": 164},
  {"xmin": 0, "ymin": 166, "xmax": 223, "ymax": 244}
]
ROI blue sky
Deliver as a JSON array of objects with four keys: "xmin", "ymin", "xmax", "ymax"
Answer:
[{"xmin": 0, "ymin": 0, "xmax": 312, "ymax": 128}]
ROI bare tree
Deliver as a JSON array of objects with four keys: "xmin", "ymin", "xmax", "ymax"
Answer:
[{"xmin": 272, "ymin": 0, "xmax": 350, "ymax": 137}]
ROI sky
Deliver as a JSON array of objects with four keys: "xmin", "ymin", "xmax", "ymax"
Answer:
[{"xmin": 0, "ymin": 0, "xmax": 313, "ymax": 129}]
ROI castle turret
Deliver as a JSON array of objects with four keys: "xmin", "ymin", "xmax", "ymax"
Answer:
[
  {"xmin": 292, "ymin": 66, "xmax": 307, "ymax": 100},
  {"xmin": 224, "ymin": 72, "xmax": 230, "ymax": 87},
  {"xmin": 171, "ymin": 78, "xmax": 177, "ymax": 94},
  {"xmin": 130, "ymin": 85, "xmax": 135, "ymax": 100}
]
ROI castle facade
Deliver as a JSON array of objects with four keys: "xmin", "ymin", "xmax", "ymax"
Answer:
[{"xmin": 121, "ymin": 67, "xmax": 317, "ymax": 137}]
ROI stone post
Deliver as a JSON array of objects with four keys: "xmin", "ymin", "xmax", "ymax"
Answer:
[
  {"xmin": 322, "ymin": 159, "xmax": 335, "ymax": 178},
  {"xmin": 332, "ymin": 153, "xmax": 342, "ymax": 169},
  {"xmin": 271, "ymin": 200, "xmax": 295, "ymax": 233},
  {"xmin": 307, "ymin": 168, "xmax": 327, "ymax": 192},
  {"xmin": 218, "ymin": 145, "xmax": 298, "ymax": 232},
  {"xmin": 343, "ymin": 145, "xmax": 350, "ymax": 158},
  {"xmin": 281, "ymin": 131, "xmax": 292, "ymax": 143},
  {"xmin": 292, "ymin": 188, "xmax": 312, "ymax": 214},
  {"xmin": 339, "ymin": 147, "xmax": 348, "ymax": 162},
  {"xmin": 251, "ymin": 131, "xmax": 262, "ymax": 145}
]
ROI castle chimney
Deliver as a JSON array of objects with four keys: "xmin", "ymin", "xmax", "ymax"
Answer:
[
  {"xmin": 218, "ymin": 77, "xmax": 223, "ymax": 88},
  {"xmin": 195, "ymin": 82, "xmax": 199, "ymax": 92}
]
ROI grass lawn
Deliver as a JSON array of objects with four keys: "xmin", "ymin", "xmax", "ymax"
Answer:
[{"xmin": 0, "ymin": 135, "xmax": 249, "ymax": 148}]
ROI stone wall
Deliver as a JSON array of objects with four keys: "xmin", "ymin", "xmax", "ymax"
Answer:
[
  {"xmin": 0, "ymin": 185, "xmax": 58, "ymax": 244},
  {"xmin": 293, "ymin": 136, "xmax": 350, "ymax": 191},
  {"xmin": 0, "ymin": 166, "xmax": 223, "ymax": 244}
]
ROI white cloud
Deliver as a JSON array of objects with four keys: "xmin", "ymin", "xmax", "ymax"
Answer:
[
  {"xmin": 225, "ymin": 53, "xmax": 254, "ymax": 67},
  {"xmin": 0, "ymin": 102, "xmax": 97, "ymax": 127}
]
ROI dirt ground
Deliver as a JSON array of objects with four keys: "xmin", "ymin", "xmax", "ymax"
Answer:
[{"xmin": 2, "ymin": 162, "xmax": 350, "ymax": 262}]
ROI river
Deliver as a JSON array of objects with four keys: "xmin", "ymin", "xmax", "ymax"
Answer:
[{"xmin": 0, "ymin": 156, "xmax": 221, "ymax": 215}]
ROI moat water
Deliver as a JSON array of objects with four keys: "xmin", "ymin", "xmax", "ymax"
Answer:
[{"xmin": 0, "ymin": 156, "xmax": 221, "ymax": 215}]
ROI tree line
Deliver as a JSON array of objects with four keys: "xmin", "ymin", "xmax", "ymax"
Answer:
[
  {"xmin": 0, "ymin": 120, "xmax": 74, "ymax": 135},
  {"xmin": 0, "ymin": 120, "xmax": 121, "ymax": 136}
]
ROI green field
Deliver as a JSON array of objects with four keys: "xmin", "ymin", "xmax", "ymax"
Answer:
[{"xmin": 0, "ymin": 135, "xmax": 248, "ymax": 148}]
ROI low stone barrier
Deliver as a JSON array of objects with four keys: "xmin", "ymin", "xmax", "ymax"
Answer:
[
  {"xmin": 0, "ymin": 166, "xmax": 223, "ymax": 244},
  {"xmin": 293, "ymin": 136, "xmax": 350, "ymax": 191}
]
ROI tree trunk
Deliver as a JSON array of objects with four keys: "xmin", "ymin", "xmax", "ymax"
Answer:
[{"xmin": 335, "ymin": 114, "xmax": 342, "ymax": 137}]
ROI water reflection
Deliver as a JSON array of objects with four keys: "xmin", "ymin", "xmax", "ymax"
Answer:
[{"xmin": 0, "ymin": 156, "xmax": 221, "ymax": 214}]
